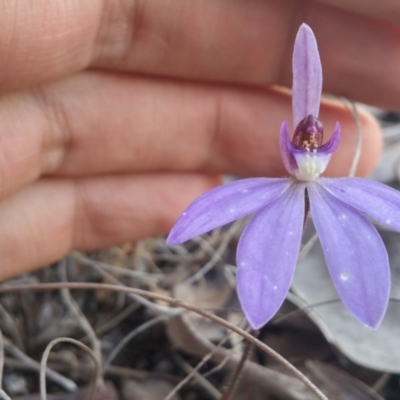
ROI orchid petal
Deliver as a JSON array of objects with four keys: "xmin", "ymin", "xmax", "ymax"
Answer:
[
  {"xmin": 279, "ymin": 121, "xmax": 297, "ymax": 175},
  {"xmin": 321, "ymin": 177, "xmax": 400, "ymax": 232},
  {"xmin": 236, "ymin": 184, "xmax": 306, "ymax": 329},
  {"xmin": 167, "ymin": 178, "xmax": 292, "ymax": 244},
  {"xmin": 308, "ymin": 183, "xmax": 390, "ymax": 329},
  {"xmin": 292, "ymin": 23, "xmax": 322, "ymax": 126},
  {"xmin": 318, "ymin": 122, "xmax": 341, "ymax": 154}
]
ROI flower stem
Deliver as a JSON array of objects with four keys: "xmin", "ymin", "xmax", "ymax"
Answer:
[
  {"xmin": 303, "ymin": 189, "xmax": 310, "ymax": 227},
  {"xmin": 220, "ymin": 330, "xmax": 258, "ymax": 400}
]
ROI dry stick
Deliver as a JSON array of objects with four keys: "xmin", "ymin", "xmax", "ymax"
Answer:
[
  {"xmin": 167, "ymin": 316, "xmax": 309, "ymax": 400},
  {"xmin": 165, "ymin": 331, "xmax": 237, "ymax": 400},
  {"xmin": 193, "ymin": 232, "xmax": 223, "ymax": 259},
  {"xmin": 95, "ymin": 302, "xmax": 140, "ymax": 337},
  {"xmin": 104, "ymin": 365, "xmax": 176, "ymax": 381},
  {"xmin": 165, "ymin": 355, "xmax": 218, "ymax": 400},
  {"xmin": 103, "ymin": 310, "xmax": 182, "ymax": 372},
  {"xmin": 73, "ymin": 252, "xmax": 164, "ymax": 282},
  {"xmin": 3, "ymin": 337, "xmax": 77, "ymax": 392},
  {"xmin": 40, "ymin": 337, "xmax": 101, "ymax": 400},
  {"xmin": 219, "ymin": 330, "xmax": 257, "ymax": 400},
  {"xmin": 203, "ymin": 320, "xmax": 248, "ymax": 379},
  {"xmin": 273, "ymin": 296, "xmax": 339, "ymax": 325},
  {"xmin": 372, "ymin": 372, "xmax": 391, "ymax": 392},
  {"xmin": 0, "ymin": 282, "xmax": 328, "ymax": 400},
  {"xmin": 299, "ymin": 233, "xmax": 319, "ymax": 261},
  {"xmin": 0, "ymin": 390, "xmax": 12, "ymax": 400},
  {"xmin": 0, "ymin": 302, "xmax": 25, "ymax": 350},
  {"xmin": 58, "ymin": 260, "xmax": 103, "ymax": 374},
  {"xmin": 203, "ymin": 349, "xmax": 234, "ymax": 378},
  {"xmin": 0, "ymin": 333, "xmax": 11, "ymax": 400},
  {"xmin": 184, "ymin": 222, "xmax": 241, "ymax": 285},
  {"xmin": 176, "ymin": 355, "xmax": 221, "ymax": 399},
  {"xmin": 81, "ymin": 256, "xmax": 175, "ymax": 315}
]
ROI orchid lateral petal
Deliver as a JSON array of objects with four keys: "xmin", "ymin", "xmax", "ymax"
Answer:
[
  {"xmin": 321, "ymin": 177, "xmax": 400, "ymax": 232},
  {"xmin": 279, "ymin": 121, "xmax": 297, "ymax": 175},
  {"xmin": 292, "ymin": 23, "xmax": 322, "ymax": 126},
  {"xmin": 236, "ymin": 184, "xmax": 306, "ymax": 330},
  {"xmin": 318, "ymin": 122, "xmax": 341, "ymax": 154},
  {"xmin": 308, "ymin": 183, "xmax": 390, "ymax": 329},
  {"xmin": 167, "ymin": 178, "xmax": 292, "ymax": 244}
]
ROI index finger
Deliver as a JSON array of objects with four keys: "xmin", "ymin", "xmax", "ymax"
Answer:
[
  {"xmin": 0, "ymin": 1, "xmax": 99, "ymax": 90},
  {"xmin": 313, "ymin": 0, "xmax": 400, "ymax": 24},
  {"xmin": 1, "ymin": 0, "xmax": 400, "ymax": 110}
]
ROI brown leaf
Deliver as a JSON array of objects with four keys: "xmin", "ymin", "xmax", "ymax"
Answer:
[{"xmin": 306, "ymin": 361, "xmax": 384, "ymax": 400}]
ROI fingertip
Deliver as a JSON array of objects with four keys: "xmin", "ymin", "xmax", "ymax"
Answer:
[
  {"xmin": 0, "ymin": 173, "xmax": 223, "ymax": 282},
  {"xmin": 320, "ymin": 100, "xmax": 382, "ymax": 177},
  {"xmin": 74, "ymin": 173, "xmax": 224, "ymax": 249},
  {"xmin": 356, "ymin": 109, "xmax": 383, "ymax": 176}
]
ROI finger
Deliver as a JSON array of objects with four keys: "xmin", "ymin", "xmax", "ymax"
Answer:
[
  {"xmin": 312, "ymin": 0, "xmax": 400, "ymax": 24},
  {"xmin": 0, "ymin": 0, "xmax": 100, "ymax": 90},
  {"xmin": 95, "ymin": 0, "xmax": 400, "ymax": 109},
  {"xmin": 0, "ymin": 72, "xmax": 381, "ymax": 200},
  {"xmin": 2, "ymin": 0, "xmax": 400, "ymax": 111},
  {"xmin": 0, "ymin": 173, "xmax": 221, "ymax": 281}
]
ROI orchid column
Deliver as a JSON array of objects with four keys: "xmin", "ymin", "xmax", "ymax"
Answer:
[{"xmin": 168, "ymin": 24, "xmax": 400, "ymax": 330}]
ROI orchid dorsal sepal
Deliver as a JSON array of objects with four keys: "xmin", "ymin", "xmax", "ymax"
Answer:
[{"xmin": 292, "ymin": 23, "xmax": 322, "ymax": 127}]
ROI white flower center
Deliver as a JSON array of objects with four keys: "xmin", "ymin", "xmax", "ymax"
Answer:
[{"xmin": 293, "ymin": 148, "xmax": 331, "ymax": 181}]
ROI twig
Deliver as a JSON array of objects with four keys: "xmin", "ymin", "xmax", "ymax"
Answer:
[
  {"xmin": 165, "ymin": 332, "xmax": 235, "ymax": 400},
  {"xmin": 58, "ymin": 260, "xmax": 103, "ymax": 375},
  {"xmin": 95, "ymin": 302, "xmax": 140, "ymax": 337},
  {"xmin": 0, "ymin": 390, "xmax": 12, "ymax": 400},
  {"xmin": 220, "ymin": 330, "xmax": 257, "ymax": 400},
  {"xmin": 0, "ymin": 302, "xmax": 24, "ymax": 350},
  {"xmin": 203, "ymin": 320, "xmax": 248, "ymax": 378},
  {"xmin": 79, "ymin": 256, "xmax": 176, "ymax": 315},
  {"xmin": 3, "ymin": 337, "xmax": 77, "ymax": 392},
  {"xmin": 103, "ymin": 310, "xmax": 182, "ymax": 372},
  {"xmin": 40, "ymin": 337, "xmax": 101, "ymax": 400},
  {"xmin": 184, "ymin": 222, "xmax": 242, "ymax": 285},
  {"xmin": 192, "ymin": 231, "xmax": 224, "ymax": 258},
  {"xmin": 71, "ymin": 252, "xmax": 163, "ymax": 282},
  {"xmin": 168, "ymin": 310, "xmax": 313, "ymax": 400},
  {"xmin": 104, "ymin": 365, "xmax": 180, "ymax": 383},
  {"xmin": 0, "ymin": 281, "xmax": 327, "ymax": 400},
  {"xmin": 298, "ymin": 233, "xmax": 318, "ymax": 261},
  {"xmin": 175, "ymin": 354, "xmax": 221, "ymax": 399},
  {"xmin": 273, "ymin": 295, "xmax": 339, "ymax": 325}
]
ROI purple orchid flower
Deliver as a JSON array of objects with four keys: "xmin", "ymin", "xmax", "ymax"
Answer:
[{"xmin": 167, "ymin": 23, "xmax": 400, "ymax": 330}]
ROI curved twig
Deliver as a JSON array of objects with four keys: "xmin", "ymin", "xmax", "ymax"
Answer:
[
  {"xmin": 40, "ymin": 337, "xmax": 101, "ymax": 400},
  {"xmin": 103, "ymin": 310, "xmax": 182, "ymax": 372},
  {"xmin": 4, "ymin": 337, "xmax": 77, "ymax": 392},
  {"xmin": 58, "ymin": 260, "xmax": 103, "ymax": 372},
  {"xmin": 0, "ymin": 282, "xmax": 327, "ymax": 400}
]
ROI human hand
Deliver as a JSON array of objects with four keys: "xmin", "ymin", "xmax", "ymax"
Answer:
[{"xmin": 0, "ymin": 0, "xmax": 396, "ymax": 279}]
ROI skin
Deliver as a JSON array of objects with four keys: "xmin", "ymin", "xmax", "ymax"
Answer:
[{"xmin": 0, "ymin": 0, "xmax": 396, "ymax": 279}]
